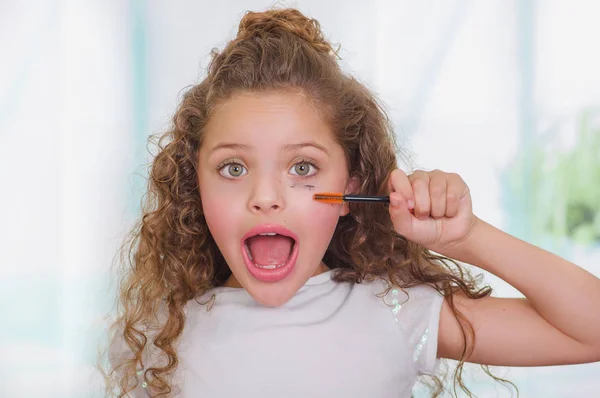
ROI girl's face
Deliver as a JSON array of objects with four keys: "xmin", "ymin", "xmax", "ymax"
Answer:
[{"xmin": 198, "ymin": 91, "xmax": 352, "ymax": 306}]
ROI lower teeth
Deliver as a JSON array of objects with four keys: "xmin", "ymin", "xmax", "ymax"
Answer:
[{"xmin": 255, "ymin": 264, "xmax": 278, "ymax": 269}]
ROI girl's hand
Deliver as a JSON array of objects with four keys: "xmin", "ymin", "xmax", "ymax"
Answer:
[{"xmin": 387, "ymin": 169, "xmax": 477, "ymax": 255}]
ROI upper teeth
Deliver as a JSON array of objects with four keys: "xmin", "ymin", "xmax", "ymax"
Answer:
[{"xmin": 259, "ymin": 232, "xmax": 277, "ymax": 236}]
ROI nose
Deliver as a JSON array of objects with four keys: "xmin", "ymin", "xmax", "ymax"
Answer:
[{"xmin": 247, "ymin": 174, "xmax": 285, "ymax": 214}]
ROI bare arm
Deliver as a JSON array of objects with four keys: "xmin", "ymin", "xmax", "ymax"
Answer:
[
  {"xmin": 387, "ymin": 169, "xmax": 600, "ymax": 366},
  {"xmin": 438, "ymin": 218, "xmax": 600, "ymax": 366}
]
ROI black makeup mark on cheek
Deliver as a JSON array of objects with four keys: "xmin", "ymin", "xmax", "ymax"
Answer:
[{"xmin": 289, "ymin": 184, "xmax": 316, "ymax": 191}]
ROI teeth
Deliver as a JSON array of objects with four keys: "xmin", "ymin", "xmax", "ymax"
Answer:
[
  {"xmin": 255, "ymin": 264, "xmax": 277, "ymax": 269},
  {"xmin": 254, "ymin": 263, "xmax": 284, "ymax": 269},
  {"xmin": 244, "ymin": 243, "xmax": 253, "ymax": 261},
  {"xmin": 259, "ymin": 232, "xmax": 277, "ymax": 236}
]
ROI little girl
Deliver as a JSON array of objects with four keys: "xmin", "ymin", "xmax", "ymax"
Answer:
[{"xmin": 106, "ymin": 8, "xmax": 600, "ymax": 398}]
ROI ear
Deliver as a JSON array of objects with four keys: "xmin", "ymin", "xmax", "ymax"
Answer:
[{"xmin": 340, "ymin": 176, "xmax": 360, "ymax": 216}]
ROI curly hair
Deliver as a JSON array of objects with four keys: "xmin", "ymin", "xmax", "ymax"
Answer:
[{"xmin": 104, "ymin": 8, "xmax": 515, "ymax": 398}]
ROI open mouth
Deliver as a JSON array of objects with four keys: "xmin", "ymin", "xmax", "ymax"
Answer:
[
  {"xmin": 244, "ymin": 233, "xmax": 295, "ymax": 269},
  {"xmin": 241, "ymin": 225, "xmax": 299, "ymax": 282}
]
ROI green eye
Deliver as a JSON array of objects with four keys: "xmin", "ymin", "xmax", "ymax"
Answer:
[
  {"xmin": 218, "ymin": 162, "xmax": 246, "ymax": 178},
  {"xmin": 291, "ymin": 161, "xmax": 317, "ymax": 177},
  {"xmin": 228, "ymin": 164, "xmax": 244, "ymax": 177},
  {"xmin": 294, "ymin": 163, "xmax": 311, "ymax": 175}
]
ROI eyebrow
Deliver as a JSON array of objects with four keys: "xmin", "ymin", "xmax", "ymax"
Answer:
[
  {"xmin": 208, "ymin": 141, "xmax": 330, "ymax": 156},
  {"xmin": 208, "ymin": 143, "xmax": 251, "ymax": 155},
  {"xmin": 283, "ymin": 142, "xmax": 329, "ymax": 155}
]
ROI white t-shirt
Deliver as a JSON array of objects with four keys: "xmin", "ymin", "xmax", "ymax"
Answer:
[{"xmin": 112, "ymin": 269, "xmax": 444, "ymax": 397}]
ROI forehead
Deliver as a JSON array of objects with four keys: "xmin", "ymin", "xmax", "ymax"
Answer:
[{"xmin": 202, "ymin": 91, "xmax": 336, "ymax": 147}]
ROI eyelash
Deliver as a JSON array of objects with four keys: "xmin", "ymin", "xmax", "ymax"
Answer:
[
  {"xmin": 216, "ymin": 158, "xmax": 320, "ymax": 179},
  {"xmin": 216, "ymin": 158, "xmax": 242, "ymax": 171},
  {"xmin": 216, "ymin": 158, "xmax": 246, "ymax": 179}
]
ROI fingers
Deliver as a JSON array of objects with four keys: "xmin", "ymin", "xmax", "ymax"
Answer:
[
  {"xmin": 388, "ymin": 169, "xmax": 414, "ymax": 237},
  {"xmin": 429, "ymin": 170, "xmax": 447, "ymax": 218},
  {"xmin": 388, "ymin": 168, "xmax": 468, "ymax": 221},
  {"xmin": 388, "ymin": 169, "xmax": 415, "ymax": 210},
  {"xmin": 408, "ymin": 170, "xmax": 430, "ymax": 219},
  {"xmin": 445, "ymin": 172, "xmax": 468, "ymax": 218},
  {"xmin": 406, "ymin": 169, "xmax": 466, "ymax": 219}
]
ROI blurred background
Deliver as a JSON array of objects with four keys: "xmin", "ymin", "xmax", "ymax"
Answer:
[{"xmin": 1, "ymin": 0, "xmax": 599, "ymax": 396}]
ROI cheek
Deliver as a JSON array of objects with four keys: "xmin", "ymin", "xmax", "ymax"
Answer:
[
  {"xmin": 198, "ymin": 168, "xmax": 248, "ymax": 240},
  {"xmin": 290, "ymin": 175, "xmax": 348, "ymax": 237},
  {"xmin": 299, "ymin": 200, "xmax": 343, "ymax": 241},
  {"xmin": 200, "ymin": 190, "xmax": 240, "ymax": 244},
  {"xmin": 311, "ymin": 203, "xmax": 342, "ymax": 223}
]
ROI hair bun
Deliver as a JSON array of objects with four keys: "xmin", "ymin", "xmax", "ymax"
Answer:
[{"xmin": 237, "ymin": 9, "xmax": 336, "ymax": 55}]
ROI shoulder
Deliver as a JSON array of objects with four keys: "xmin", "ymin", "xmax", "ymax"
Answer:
[
  {"xmin": 350, "ymin": 277, "xmax": 444, "ymax": 324},
  {"xmin": 354, "ymin": 278, "xmax": 445, "ymax": 375},
  {"xmin": 358, "ymin": 277, "xmax": 444, "ymax": 308},
  {"xmin": 389, "ymin": 283, "xmax": 444, "ymax": 328}
]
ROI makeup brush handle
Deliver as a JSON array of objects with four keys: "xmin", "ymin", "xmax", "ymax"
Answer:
[{"xmin": 344, "ymin": 195, "xmax": 390, "ymax": 203}]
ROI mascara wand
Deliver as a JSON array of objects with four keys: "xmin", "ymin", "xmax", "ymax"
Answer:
[{"xmin": 313, "ymin": 192, "xmax": 390, "ymax": 204}]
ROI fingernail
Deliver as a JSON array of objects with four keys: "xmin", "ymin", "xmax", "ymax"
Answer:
[
  {"xmin": 391, "ymin": 199, "xmax": 400, "ymax": 208},
  {"xmin": 407, "ymin": 199, "xmax": 415, "ymax": 210}
]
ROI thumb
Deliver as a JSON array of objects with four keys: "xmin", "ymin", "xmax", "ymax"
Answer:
[{"xmin": 388, "ymin": 191, "xmax": 414, "ymax": 238}]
